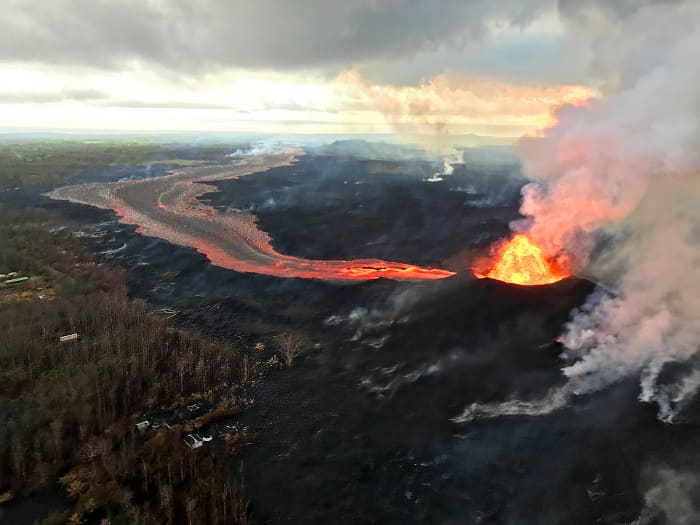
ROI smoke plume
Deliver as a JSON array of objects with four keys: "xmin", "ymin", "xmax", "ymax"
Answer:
[
  {"xmin": 450, "ymin": 385, "xmax": 571, "ymax": 423},
  {"xmin": 634, "ymin": 467, "xmax": 700, "ymax": 525},
  {"xmin": 514, "ymin": 1, "xmax": 700, "ymax": 420},
  {"xmin": 337, "ymin": 69, "xmax": 594, "ymax": 168}
]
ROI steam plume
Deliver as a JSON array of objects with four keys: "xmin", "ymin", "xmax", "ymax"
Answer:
[
  {"xmin": 337, "ymin": 69, "xmax": 595, "ymax": 169},
  {"xmin": 634, "ymin": 467, "xmax": 700, "ymax": 524},
  {"xmin": 450, "ymin": 385, "xmax": 571, "ymax": 423},
  {"xmin": 514, "ymin": 1, "xmax": 700, "ymax": 420}
]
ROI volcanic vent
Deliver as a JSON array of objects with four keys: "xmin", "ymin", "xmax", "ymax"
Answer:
[{"xmin": 473, "ymin": 234, "xmax": 570, "ymax": 286}]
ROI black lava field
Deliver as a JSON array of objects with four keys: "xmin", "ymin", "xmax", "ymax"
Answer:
[{"xmin": 4, "ymin": 151, "xmax": 700, "ymax": 524}]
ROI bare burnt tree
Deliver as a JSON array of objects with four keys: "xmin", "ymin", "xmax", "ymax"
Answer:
[{"xmin": 275, "ymin": 331, "xmax": 306, "ymax": 367}]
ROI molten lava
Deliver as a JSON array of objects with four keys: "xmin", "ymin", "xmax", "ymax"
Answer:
[
  {"xmin": 474, "ymin": 234, "xmax": 570, "ymax": 286},
  {"xmin": 48, "ymin": 153, "xmax": 456, "ymax": 283}
]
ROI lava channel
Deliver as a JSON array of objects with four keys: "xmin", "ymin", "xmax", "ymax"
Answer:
[{"xmin": 47, "ymin": 151, "xmax": 456, "ymax": 282}]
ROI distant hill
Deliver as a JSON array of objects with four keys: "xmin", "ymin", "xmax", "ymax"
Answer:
[{"xmin": 309, "ymin": 139, "xmax": 432, "ymax": 161}]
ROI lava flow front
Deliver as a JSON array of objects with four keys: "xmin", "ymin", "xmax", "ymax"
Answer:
[{"xmin": 473, "ymin": 234, "xmax": 570, "ymax": 286}]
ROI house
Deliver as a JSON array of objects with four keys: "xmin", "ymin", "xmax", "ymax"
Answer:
[
  {"xmin": 59, "ymin": 333, "xmax": 79, "ymax": 344},
  {"xmin": 183, "ymin": 434, "xmax": 203, "ymax": 449},
  {"xmin": 5, "ymin": 276, "xmax": 29, "ymax": 285}
]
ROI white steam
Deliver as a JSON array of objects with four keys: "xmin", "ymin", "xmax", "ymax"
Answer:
[
  {"xmin": 442, "ymin": 160, "xmax": 454, "ymax": 176},
  {"xmin": 426, "ymin": 159, "xmax": 457, "ymax": 183},
  {"xmin": 511, "ymin": 1, "xmax": 700, "ymax": 421},
  {"xmin": 451, "ymin": 385, "xmax": 571, "ymax": 423},
  {"xmin": 226, "ymin": 142, "xmax": 277, "ymax": 158},
  {"xmin": 517, "ymin": 0, "xmax": 700, "ymax": 265},
  {"xmin": 633, "ymin": 467, "xmax": 700, "ymax": 525}
]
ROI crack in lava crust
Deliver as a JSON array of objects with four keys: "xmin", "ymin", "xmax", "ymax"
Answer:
[{"xmin": 47, "ymin": 150, "xmax": 455, "ymax": 282}]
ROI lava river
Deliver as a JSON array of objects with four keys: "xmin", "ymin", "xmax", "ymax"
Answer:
[{"xmin": 47, "ymin": 151, "xmax": 455, "ymax": 282}]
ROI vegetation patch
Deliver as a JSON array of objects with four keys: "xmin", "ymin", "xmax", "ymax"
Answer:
[
  {"xmin": 0, "ymin": 209, "xmax": 263, "ymax": 524},
  {"xmin": 0, "ymin": 138, "xmax": 245, "ymax": 190}
]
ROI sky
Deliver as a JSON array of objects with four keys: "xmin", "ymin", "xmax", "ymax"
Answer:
[{"xmin": 0, "ymin": 0, "xmax": 647, "ymax": 138}]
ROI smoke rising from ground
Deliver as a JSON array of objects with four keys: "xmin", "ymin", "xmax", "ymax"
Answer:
[
  {"xmin": 634, "ymin": 467, "xmax": 700, "ymax": 525},
  {"xmin": 451, "ymin": 385, "xmax": 571, "ymax": 423},
  {"xmin": 513, "ymin": 1, "xmax": 700, "ymax": 420}
]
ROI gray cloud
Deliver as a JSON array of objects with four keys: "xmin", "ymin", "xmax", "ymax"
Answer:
[
  {"xmin": 358, "ymin": 31, "xmax": 590, "ymax": 86},
  {"xmin": 1, "ymin": 0, "xmax": 552, "ymax": 78},
  {"xmin": 0, "ymin": 88, "xmax": 107, "ymax": 104},
  {"xmin": 1, "ymin": 0, "xmax": 680, "ymax": 85},
  {"xmin": 558, "ymin": 0, "xmax": 682, "ymax": 20}
]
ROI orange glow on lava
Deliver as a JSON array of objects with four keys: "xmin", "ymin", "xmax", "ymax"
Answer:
[
  {"xmin": 473, "ymin": 234, "xmax": 570, "ymax": 286},
  {"xmin": 50, "ymin": 152, "xmax": 457, "ymax": 283}
]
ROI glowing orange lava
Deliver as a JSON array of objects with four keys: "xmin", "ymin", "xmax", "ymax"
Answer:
[
  {"xmin": 48, "ymin": 152, "xmax": 456, "ymax": 283},
  {"xmin": 473, "ymin": 234, "xmax": 570, "ymax": 286}
]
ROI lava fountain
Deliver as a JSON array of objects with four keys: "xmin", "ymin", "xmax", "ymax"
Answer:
[{"xmin": 473, "ymin": 234, "xmax": 570, "ymax": 286}]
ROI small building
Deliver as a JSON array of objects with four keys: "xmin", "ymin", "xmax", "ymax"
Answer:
[
  {"xmin": 59, "ymin": 333, "xmax": 79, "ymax": 344},
  {"xmin": 5, "ymin": 276, "xmax": 29, "ymax": 285},
  {"xmin": 183, "ymin": 434, "xmax": 203, "ymax": 449},
  {"xmin": 136, "ymin": 420, "xmax": 150, "ymax": 432}
]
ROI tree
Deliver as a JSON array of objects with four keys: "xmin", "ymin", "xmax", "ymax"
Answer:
[{"xmin": 275, "ymin": 332, "xmax": 305, "ymax": 367}]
